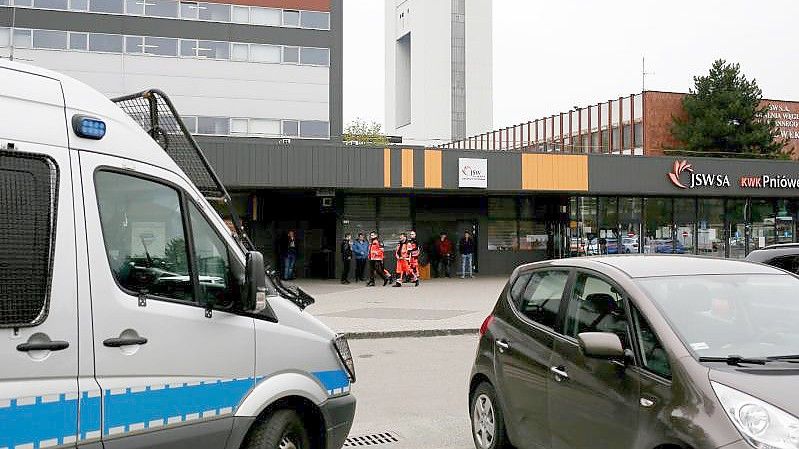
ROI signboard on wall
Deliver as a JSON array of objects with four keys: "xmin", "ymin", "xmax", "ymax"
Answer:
[{"xmin": 459, "ymin": 158, "xmax": 488, "ymax": 188}]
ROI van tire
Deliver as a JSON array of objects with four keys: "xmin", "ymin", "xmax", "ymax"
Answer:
[
  {"xmin": 470, "ymin": 382, "xmax": 511, "ymax": 449},
  {"xmin": 245, "ymin": 409, "xmax": 312, "ymax": 449}
]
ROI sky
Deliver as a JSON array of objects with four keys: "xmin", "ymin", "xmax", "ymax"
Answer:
[{"xmin": 343, "ymin": 0, "xmax": 799, "ymax": 135}]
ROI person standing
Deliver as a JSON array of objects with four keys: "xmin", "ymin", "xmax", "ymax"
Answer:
[
  {"xmin": 367, "ymin": 231, "xmax": 391, "ymax": 287},
  {"xmin": 459, "ymin": 230, "xmax": 475, "ymax": 279},
  {"xmin": 408, "ymin": 230, "xmax": 421, "ymax": 287},
  {"xmin": 280, "ymin": 230, "xmax": 299, "ymax": 280},
  {"xmin": 352, "ymin": 232, "xmax": 369, "ymax": 282},
  {"xmin": 340, "ymin": 233, "xmax": 352, "ymax": 284},
  {"xmin": 394, "ymin": 233, "xmax": 412, "ymax": 287},
  {"xmin": 434, "ymin": 232, "xmax": 453, "ymax": 278}
]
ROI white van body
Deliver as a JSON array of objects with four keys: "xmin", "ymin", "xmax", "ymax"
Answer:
[{"xmin": 0, "ymin": 59, "xmax": 355, "ymax": 449}]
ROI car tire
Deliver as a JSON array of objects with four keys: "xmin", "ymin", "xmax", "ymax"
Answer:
[
  {"xmin": 470, "ymin": 382, "xmax": 511, "ymax": 449},
  {"xmin": 244, "ymin": 409, "xmax": 312, "ymax": 449}
]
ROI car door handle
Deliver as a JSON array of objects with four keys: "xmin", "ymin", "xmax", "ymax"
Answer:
[
  {"xmin": 550, "ymin": 366, "xmax": 569, "ymax": 380},
  {"xmin": 495, "ymin": 339, "xmax": 510, "ymax": 352},
  {"xmin": 16, "ymin": 341, "xmax": 70, "ymax": 352},
  {"xmin": 103, "ymin": 337, "xmax": 148, "ymax": 347}
]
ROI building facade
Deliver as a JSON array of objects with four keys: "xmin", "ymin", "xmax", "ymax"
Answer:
[
  {"xmin": 0, "ymin": 0, "xmax": 342, "ymax": 140},
  {"xmin": 384, "ymin": 0, "xmax": 492, "ymax": 146}
]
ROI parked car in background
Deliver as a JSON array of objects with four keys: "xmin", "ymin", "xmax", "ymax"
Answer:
[
  {"xmin": 746, "ymin": 243, "xmax": 799, "ymax": 274},
  {"xmin": 621, "ymin": 237, "xmax": 639, "ymax": 253},
  {"xmin": 654, "ymin": 239, "xmax": 685, "ymax": 254},
  {"xmin": 469, "ymin": 255, "xmax": 799, "ymax": 449}
]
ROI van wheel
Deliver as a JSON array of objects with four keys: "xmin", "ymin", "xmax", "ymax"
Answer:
[
  {"xmin": 245, "ymin": 409, "xmax": 311, "ymax": 449},
  {"xmin": 470, "ymin": 382, "xmax": 511, "ymax": 449}
]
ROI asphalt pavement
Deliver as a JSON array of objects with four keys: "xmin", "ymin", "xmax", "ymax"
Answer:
[{"xmin": 346, "ymin": 334, "xmax": 478, "ymax": 449}]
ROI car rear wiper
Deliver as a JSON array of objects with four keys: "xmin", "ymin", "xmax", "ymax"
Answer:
[{"xmin": 698, "ymin": 355, "xmax": 770, "ymax": 366}]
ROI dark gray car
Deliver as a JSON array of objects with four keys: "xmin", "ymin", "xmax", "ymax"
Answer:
[{"xmin": 469, "ymin": 255, "xmax": 799, "ymax": 449}]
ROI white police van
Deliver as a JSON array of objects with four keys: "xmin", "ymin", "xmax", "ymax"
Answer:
[{"xmin": 0, "ymin": 59, "xmax": 356, "ymax": 449}]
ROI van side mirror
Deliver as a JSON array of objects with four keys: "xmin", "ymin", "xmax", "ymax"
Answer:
[
  {"xmin": 578, "ymin": 332, "xmax": 625, "ymax": 359},
  {"xmin": 244, "ymin": 251, "xmax": 267, "ymax": 313}
]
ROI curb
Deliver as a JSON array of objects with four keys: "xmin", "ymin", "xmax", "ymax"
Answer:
[{"xmin": 343, "ymin": 328, "xmax": 479, "ymax": 339}]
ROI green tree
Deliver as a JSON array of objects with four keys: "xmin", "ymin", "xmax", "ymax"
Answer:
[
  {"xmin": 671, "ymin": 59, "xmax": 785, "ymax": 158},
  {"xmin": 343, "ymin": 118, "xmax": 388, "ymax": 144}
]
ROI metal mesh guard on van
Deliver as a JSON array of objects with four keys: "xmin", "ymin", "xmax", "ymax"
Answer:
[
  {"xmin": 111, "ymin": 90, "xmax": 224, "ymax": 199},
  {"xmin": 0, "ymin": 151, "xmax": 58, "ymax": 327}
]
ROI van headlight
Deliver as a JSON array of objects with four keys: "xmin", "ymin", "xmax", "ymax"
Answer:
[
  {"xmin": 712, "ymin": 381, "xmax": 799, "ymax": 448},
  {"xmin": 333, "ymin": 334, "xmax": 356, "ymax": 383}
]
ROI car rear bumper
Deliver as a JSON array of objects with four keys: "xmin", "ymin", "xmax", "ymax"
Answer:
[{"xmin": 322, "ymin": 393, "xmax": 356, "ymax": 449}]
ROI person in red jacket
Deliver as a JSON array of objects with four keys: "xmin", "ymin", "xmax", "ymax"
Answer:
[
  {"xmin": 408, "ymin": 230, "xmax": 420, "ymax": 286},
  {"xmin": 394, "ymin": 233, "xmax": 417, "ymax": 287},
  {"xmin": 367, "ymin": 231, "xmax": 391, "ymax": 287},
  {"xmin": 434, "ymin": 232, "xmax": 454, "ymax": 278}
]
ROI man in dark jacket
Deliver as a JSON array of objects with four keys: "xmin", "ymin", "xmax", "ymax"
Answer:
[
  {"xmin": 340, "ymin": 233, "xmax": 352, "ymax": 284},
  {"xmin": 459, "ymin": 230, "xmax": 475, "ymax": 279},
  {"xmin": 279, "ymin": 230, "xmax": 299, "ymax": 280}
]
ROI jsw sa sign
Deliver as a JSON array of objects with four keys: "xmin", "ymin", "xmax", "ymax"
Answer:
[{"xmin": 459, "ymin": 158, "xmax": 488, "ymax": 188}]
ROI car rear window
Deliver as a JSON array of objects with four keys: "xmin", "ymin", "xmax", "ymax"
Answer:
[{"xmin": 0, "ymin": 151, "xmax": 59, "ymax": 327}]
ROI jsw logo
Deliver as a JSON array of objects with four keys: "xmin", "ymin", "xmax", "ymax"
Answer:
[
  {"xmin": 462, "ymin": 166, "xmax": 483, "ymax": 177},
  {"xmin": 667, "ymin": 160, "xmax": 731, "ymax": 189}
]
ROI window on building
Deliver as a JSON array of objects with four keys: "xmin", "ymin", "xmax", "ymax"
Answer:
[
  {"xmin": 300, "ymin": 120, "xmax": 329, "ymax": 139},
  {"xmin": 282, "ymin": 46, "xmax": 299, "ymax": 64},
  {"xmin": 250, "ymin": 119, "xmax": 280, "ymax": 136},
  {"xmin": 89, "ymin": 0, "xmax": 123, "ymax": 13},
  {"xmin": 0, "ymin": 28, "xmax": 10, "ymax": 48},
  {"xmin": 197, "ymin": 40, "xmax": 229, "ymax": 59},
  {"xmin": 179, "ymin": 39, "xmax": 196, "ymax": 57},
  {"xmin": 698, "ymin": 198, "xmax": 724, "ymax": 258},
  {"xmin": 0, "ymin": 0, "xmax": 8, "ymax": 5},
  {"xmin": 125, "ymin": 0, "xmax": 143, "ymax": 14},
  {"xmin": 147, "ymin": 0, "xmax": 178, "ymax": 17},
  {"xmin": 516, "ymin": 270, "xmax": 569, "ymax": 329},
  {"xmin": 183, "ymin": 116, "xmax": 198, "ymax": 134},
  {"xmin": 197, "ymin": 116, "xmax": 230, "ymax": 135},
  {"xmin": 231, "ymin": 43, "xmax": 248, "ymax": 61},
  {"xmin": 13, "ymin": 0, "xmax": 33, "ymax": 6},
  {"xmin": 69, "ymin": 0, "xmax": 88, "ymax": 10},
  {"xmin": 300, "ymin": 47, "xmax": 330, "ymax": 66},
  {"xmin": 488, "ymin": 198, "xmax": 517, "ymax": 251},
  {"xmin": 69, "ymin": 32, "xmax": 88, "ymax": 50},
  {"xmin": 231, "ymin": 5, "xmax": 248, "ymax": 23},
  {"xmin": 89, "ymin": 33, "xmax": 124, "ymax": 52},
  {"xmin": 230, "ymin": 118, "xmax": 248, "ymax": 135},
  {"xmin": 33, "ymin": 0, "xmax": 68, "ymax": 9},
  {"xmin": 282, "ymin": 9, "xmax": 300, "ymax": 26},
  {"xmin": 144, "ymin": 36, "xmax": 178, "ymax": 56},
  {"xmin": 125, "ymin": 36, "xmax": 143, "ymax": 53},
  {"xmin": 250, "ymin": 6, "xmax": 280, "ymax": 25},
  {"xmin": 199, "ymin": 2, "xmax": 229, "ymax": 21},
  {"xmin": 727, "ymin": 199, "xmax": 748, "ymax": 259},
  {"xmin": 282, "ymin": 120, "xmax": 299, "ymax": 137},
  {"xmin": 95, "ymin": 171, "xmax": 193, "ymax": 302},
  {"xmin": 179, "ymin": 0, "xmax": 198, "ymax": 19},
  {"xmin": 13, "ymin": 29, "xmax": 32, "ymax": 48},
  {"xmin": 250, "ymin": 44, "xmax": 280, "ymax": 63},
  {"xmin": 300, "ymin": 10, "xmax": 329, "ymax": 29},
  {"xmin": 32, "ymin": 29, "xmax": 68, "ymax": 49}
]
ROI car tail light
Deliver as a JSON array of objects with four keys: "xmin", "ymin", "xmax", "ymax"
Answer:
[
  {"xmin": 333, "ymin": 334, "xmax": 356, "ymax": 383},
  {"xmin": 479, "ymin": 315, "xmax": 494, "ymax": 336}
]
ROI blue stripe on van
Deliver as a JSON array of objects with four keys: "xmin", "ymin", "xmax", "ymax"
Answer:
[
  {"xmin": 0, "ymin": 393, "xmax": 78, "ymax": 448},
  {"xmin": 79, "ymin": 391, "xmax": 102, "ymax": 439},
  {"xmin": 313, "ymin": 370, "xmax": 350, "ymax": 392}
]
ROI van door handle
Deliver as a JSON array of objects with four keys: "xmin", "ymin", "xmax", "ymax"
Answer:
[
  {"xmin": 495, "ymin": 339, "xmax": 510, "ymax": 352},
  {"xmin": 103, "ymin": 337, "xmax": 148, "ymax": 347},
  {"xmin": 16, "ymin": 341, "xmax": 70, "ymax": 352},
  {"xmin": 550, "ymin": 366, "xmax": 569, "ymax": 381}
]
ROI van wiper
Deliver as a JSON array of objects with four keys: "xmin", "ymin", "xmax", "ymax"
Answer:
[{"xmin": 698, "ymin": 355, "xmax": 769, "ymax": 366}]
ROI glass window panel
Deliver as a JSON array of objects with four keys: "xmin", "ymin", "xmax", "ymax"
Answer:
[
  {"xmin": 282, "ymin": 45, "xmax": 299, "ymax": 63},
  {"xmin": 644, "ymin": 198, "xmax": 672, "ymax": 253},
  {"xmin": 750, "ymin": 199, "xmax": 776, "ymax": 251},
  {"xmin": 95, "ymin": 171, "xmax": 193, "ymax": 302},
  {"xmin": 250, "ymin": 6, "xmax": 280, "ymax": 25},
  {"xmin": 198, "ymin": 2, "xmax": 229, "ymax": 21},
  {"xmin": 698, "ymin": 198, "xmax": 724, "ymax": 258},
  {"xmin": 300, "ymin": 10, "xmax": 329, "ymax": 29},
  {"xmin": 125, "ymin": 36, "xmax": 143, "ymax": 53},
  {"xmin": 633, "ymin": 94, "xmax": 644, "ymax": 121},
  {"xmin": 230, "ymin": 118, "xmax": 248, "ymax": 134},
  {"xmin": 519, "ymin": 221, "xmax": 546, "ymax": 251},
  {"xmin": 565, "ymin": 273, "xmax": 628, "ymax": 346},
  {"xmin": 14, "ymin": 0, "xmax": 33, "ymax": 5},
  {"xmin": 282, "ymin": 120, "xmax": 299, "ymax": 137},
  {"xmin": 69, "ymin": 32, "xmax": 88, "ymax": 50},
  {"xmin": 197, "ymin": 40, "xmax": 228, "ymax": 59},
  {"xmin": 487, "ymin": 220, "xmax": 517, "ymax": 251},
  {"xmin": 179, "ymin": 39, "xmax": 196, "ymax": 56},
  {"xmin": 231, "ymin": 5, "xmax": 248, "ymax": 22},
  {"xmin": 0, "ymin": 28, "xmax": 10, "ymax": 48},
  {"xmin": 179, "ymin": 0, "xmax": 197, "ymax": 18},
  {"xmin": 13, "ymin": 29, "xmax": 32, "ymax": 49},
  {"xmin": 144, "ymin": 36, "xmax": 177, "ymax": 56},
  {"xmin": 231, "ymin": 43, "xmax": 248, "ymax": 61},
  {"xmin": 619, "ymin": 197, "xmax": 642, "ymax": 254},
  {"xmin": 89, "ymin": 33, "xmax": 124, "ymax": 52},
  {"xmin": 125, "ymin": 0, "xmax": 142, "ymax": 14},
  {"xmin": 183, "ymin": 116, "xmax": 197, "ymax": 133},
  {"xmin": 0, "ymin": 0, "xmax": 7, "ymax": 5},
  {"xmin": 299, "ymin": 120, "xmax": 329, "ymax": 138},
  {"xmin": 188, "ymin": 203, "xmax": 237, "ymax": 307},
  {"xmin": 197, "ymin": 116, "xmax": 229, "ymax": 135},
  {"xmin": 776, "ymin": 200, "xmax": 795, "ymax": 244},
  {"xmin": 33, "ymin": 0, "xmax": 68, "ymax": 9},
  {"xmin": 518, "ymin": 270, "xmax": 569, "ymax": 328},
  {"xmin": 249, "ymin": 44, "xmax": 280, "ymax": 63},
  {"xmin": 632, "ymin": 306, "xmax": 670, "ymax": 378},
  {"xmin": 282, "ymin": 9, "xmax": 299, "ymax": 26},
  {"xmin": 488, "ymin": 197, "xmax": 516, "ymax": 219},
  {"xmin": 69, "ymin": 0, "xmax": 88, "ymax": 9},
  {"xmin": 250, "ymin": 119, "xmax": 280, "ymax": 136},
  {"xmin": 146, "ymin": 0, "xmax": 177, "ymax": 17},
  {"xmin": 32, "ymin": 29, "xmax": 67, "ymax": 49},
  {"xmin": 674, "ymin": 198, "xmax": 696, "ymax": 254},
  {"xmin": 89, "ymin": 0, "xmax": 123, "ymax": 13},
  {"xmin": 727, "ymin": 199, "xmax": 747, "ymax": 259}
]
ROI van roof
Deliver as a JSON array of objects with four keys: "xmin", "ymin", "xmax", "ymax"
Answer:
[{"xmin": 0, "ymin": 59, "xmax": 185, "ymax": 177}]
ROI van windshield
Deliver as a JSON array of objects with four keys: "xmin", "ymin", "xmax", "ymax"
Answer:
[{"xmin": 636, "ymin": 274, "xmax": 799, "ymax": 360}]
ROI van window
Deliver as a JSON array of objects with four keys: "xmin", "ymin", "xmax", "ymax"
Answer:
[
  {"xmin": 0, "ymin": 152, "xmax": 58, "ymax": 327},
  {"xmin": 96, "ymin": 171, "xmax": 193, "ymax": 302},
  {"xmin": 188, "ymin": 202, "xmax": 239, "ymax": 307},
  {"xmin": 516, "ymin": 270, "xmax": 569, "ymax": 328},
  {"xmin": 564, "ymin": 273, "xmax": 629, "ymax": 347}
]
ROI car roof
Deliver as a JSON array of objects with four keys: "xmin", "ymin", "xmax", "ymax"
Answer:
[
  {"xmin": 531, "ymin": 255, "xmax": 783, "ymax": 278},
  {"xmin": 746, "ymin": 244, "xmax": 799, "ymax": 263}
]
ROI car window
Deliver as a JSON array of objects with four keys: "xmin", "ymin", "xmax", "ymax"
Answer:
[
  {"xmin": 188, "ymin": 202, "xmax": 239, "ymax": 307},
  {"xmin": 509, "ymin": 272, "xmax": 532, "ymax": 307},
  {"xmin": 96, "ymin": 171, "xmax": 193, "ymax": 302},
  {"xmin": 564, "ymin": 273, "xmax": 629, "ymax": 347},
  {"xmin": 767, "ymin": 255, "xmax": 799, "ymax": 274},
  {"xmin": 516, "ymin": 270, "xmax": 569, "ymax": 328},
  {"xmin": 632, "ymin": 306, "xmax": 671, "ymax": 378}
]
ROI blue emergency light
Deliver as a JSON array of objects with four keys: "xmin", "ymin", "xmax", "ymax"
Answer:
[{"xmin": 72, "ymin": 115, "xmax": 106, "ymax": 140}]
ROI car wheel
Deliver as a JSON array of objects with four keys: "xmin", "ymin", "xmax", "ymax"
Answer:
[
  {"xmin": 244, "ymin": 409, "xmax": 312, "ymax": 449},
  {"xmin": 471, "ymin": 382, "xmax": 511, "ymax": 449}
]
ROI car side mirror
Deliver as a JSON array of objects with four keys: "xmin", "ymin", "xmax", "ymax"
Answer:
[
  {"xmin": 578, "ymin": 332, "xmax": 625, "ymax": 359},
  {"xmin": 244, "ymin": 251, "xmax": 267, "ymax": 313}
]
